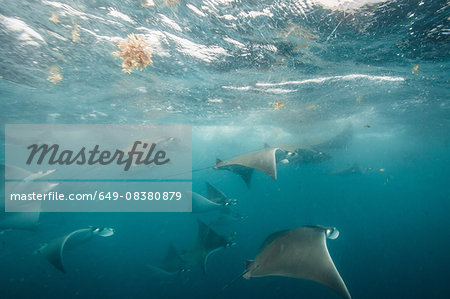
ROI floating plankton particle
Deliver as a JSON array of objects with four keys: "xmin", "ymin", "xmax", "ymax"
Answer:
[
  {"xmin": 306, "ymin": 104, "xmax": 317, "ymax": 110},
  {"xmin": 160, "ymin": 0, "xmax": 180, "ymax": 6},
  {"xmin": 49, "ymin": 12, "xmax": 59, "ymax": 24},
  {"xmin": 269, "ymin": 100, "xmax": 285, "ymax": 110},
  {"xmin": 141, "ymin": 0, "xmax": 155, "ymax": 7},
  {"xmin": 47, "ymin": 66, "xmax": 62, "ymax": 84},
  {"xmin": 113, "ymin": 33, "xmax": 153, "ymax": 74},
  {"xmin": 72, "ymin": 22, "xmax": 80, "ymax": 42}
]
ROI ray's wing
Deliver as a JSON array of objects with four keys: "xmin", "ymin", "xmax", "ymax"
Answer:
[
  {"xmin": 247, "ymin": 226, "xmax": 351, "ymax": 299},
  {"xmin": 228, "ymin": 166, "xmax": 254, "ymax": 188},
  {"xmin": 206, "ymin": 182, "xmax": 228, "ymax": 205},
  {"xmin": 197, "ymin": 220, "xmax": 230, "ymax": 252},
  {"xmin": 313, "ymin": 124, "xmax": 353, "ymax": 151},
  {"xmin": 0, "ymin": 206, "xmax": 41, "ymax": 231},
  {"xmin": 190, "ymin": 191, "xmax": 222, "ymax": 213},
  {"xmin": 151, "ymin": 244, "xmax": 186, "ymax": 275},
  {"xmin": 162, "ymin": 244, "xmax": 185, "ymax": 273},
  {"xmin": 39, "ymin": 227, "xmax": 114, "ymax": 273},
  {"xmin": 39, "ymin": 228, "xmax": 95, "ymax": 273},
  {"xmin": 183, "ymin": 220, "xmax": 232, "ymax": 274},
  {"xmin": 1, "ymin": 164, "xmax": 57, "ymax": 231},
  {"xmin": 198, "ymin": 221, "xmax": 231, "ymax": 274},
  {"xmin": 257, "ymin": 229, "xmax": 290, "ymax": 252},
  {"xmin": 215, "ymin": 148, "xmax": 284, "ymax": 185}
]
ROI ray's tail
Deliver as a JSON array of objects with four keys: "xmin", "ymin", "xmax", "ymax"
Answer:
[
  {"xmin": 159, "ymin": 165, "xmax": 212, "ymax": 179},
  {"xmin": 214, "ymin": 268, "xmax": 250, "ymax": 298}
]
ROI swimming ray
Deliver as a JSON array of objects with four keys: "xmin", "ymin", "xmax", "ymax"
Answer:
[
  {"xmin": 37, "ymin": 227, "xmax": 114, "ymax": 273},
  {"xmin": 0, "ymin": 164, "xmax": 57, "ymax": 231},
  {"xmin": 121, "ymin": 136, "xmax": 181, "ymax": 169},
  {"xmin": 206, "ymin": 182, "xmax": 235, "ymax": 206},
  {"xmin": 214, "ymin": 147, "xmax": 286, "ymax": 187},
  {"xmin": 264, "ymin": 143, "xmax": 331, "ymax": 164},
  {"xmin": 167, "ymin": 126, "xmax": 351, "ymax": 183},
  {"xmin": 205, "ymin": 182, "xmax": 242, "ymax": 225},
  {"xmin": 0, "ymin": 203, "xmax": 41, "ymax": 231},
  {"xmin": 267, "ymin": 125, "xmax": 353, "ymax": 165},
  {"xmin": 148, "ymin": 243, "xmax": 186, "ymax": 275},
  {"xmin": 191, "ymin": 182, "xmax": 237, "ymax": 213},
  {"xmin": 182, "ymin": 220, "xmax": 234, "ymax": 274},
  {"xmin": 313, "ymin": 124, "xmax": 353, "ymax": 151},
  {"xmin": 241, "ymin": 225, "xmax": 351, "ymax": 299},
  {"xmin": 190, "ymin": 191, "xmax": 223, "ymax": 213}
]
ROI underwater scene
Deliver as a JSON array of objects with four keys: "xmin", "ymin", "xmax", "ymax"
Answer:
[{"xmin": 1, "ymin": 0, "xmax": 449, "ymax": 298}]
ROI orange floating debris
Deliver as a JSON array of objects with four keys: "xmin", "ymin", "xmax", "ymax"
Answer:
[
  {"xmin": 412, "ymin": 64, "xmax": 419, "ymax": 74},
  {"xmin": 49, "ymin": 12, "xmax": 59, "ymax": 24},
  {"xmin": 113, "ymin": 33, "xmax": 153, "ymax": 74},
  {"xmin": 161, "ymin": 0, "xmax": 180, "ymax": 6},
  {"xmin": 47, "ymin": 66, "xmax": 62, "ymax": 84},
  {"xmin": 306, "ymin": 104, "xmax": 317, "ymax": 110},
  {"xmin": 72, "ymin": 22, "xmax": 80, "ymax": 42},
  {"xmin": 379, "ymin": 168, "xmax": 385, "ymax": 172},
  {"xmin": 269, "ymin": 100, "xmax": 285, "ymax": 110}
]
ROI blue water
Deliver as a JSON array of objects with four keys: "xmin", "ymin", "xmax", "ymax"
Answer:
[{"xmin": 1, "ymin": 0, "xmax": 449, "ymax": 298}]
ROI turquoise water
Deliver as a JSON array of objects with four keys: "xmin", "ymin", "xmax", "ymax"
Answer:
[{"xmin": 1, "ymin": 0, "xmax": 449, "ymax": 298}]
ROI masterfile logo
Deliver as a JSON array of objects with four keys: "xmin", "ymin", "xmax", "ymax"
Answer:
[
  {"xmin": 4, "ymin": 124, "xmax": 192, "ymax": 212},
  {"xmin": 26, "ymin": 141, "xmax": 171, "ymax": 171}
]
